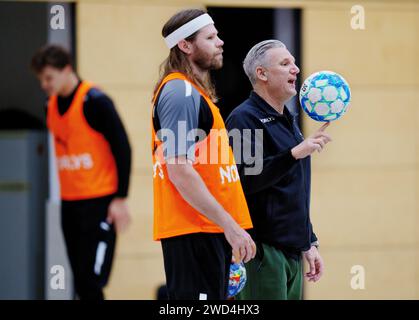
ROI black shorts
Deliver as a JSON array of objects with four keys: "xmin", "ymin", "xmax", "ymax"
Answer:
[
  {"xmin": 161, "ymin": 232, "xmax": 232, "ymax": 300},
  {"xmin": 61, "ymin": 194, "xmax": 116, "ymax": 300}
]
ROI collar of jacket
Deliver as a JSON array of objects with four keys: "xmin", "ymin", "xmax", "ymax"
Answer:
[{"xmin": 249, "ymin": 91, "xmax": 295, "ymax": 120}]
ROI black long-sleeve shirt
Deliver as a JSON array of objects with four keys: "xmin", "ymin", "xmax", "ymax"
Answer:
[
  {"xmin": 226, "ymin": 91, "xmax": 317, "ymax": 260},
  {"xmin": 55, "ymin": 80, "xmax": 131, "ymax": 198}
]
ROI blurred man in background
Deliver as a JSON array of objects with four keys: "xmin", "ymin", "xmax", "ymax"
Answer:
[{"xmin": 31, "ymin": 45, "xmax": 132, "ymax": 300}]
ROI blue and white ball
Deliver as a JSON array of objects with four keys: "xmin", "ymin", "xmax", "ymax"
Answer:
[
  {"xmin": 227, "ymin": 261, "xmax": 247, "ymax": 298},
  {"xmin": 299, "ymin": 71, "xmax": 351, "ymax": 122}
]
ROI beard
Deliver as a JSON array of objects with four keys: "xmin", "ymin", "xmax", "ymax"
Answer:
[{"xmin": 192, "ymin": 47, "xmax": 223, "ymax": 71}]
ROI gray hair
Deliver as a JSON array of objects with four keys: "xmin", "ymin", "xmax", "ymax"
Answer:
[{"xmin": 243, "ymin": 39, "xmax": 286, "ymax": 86}]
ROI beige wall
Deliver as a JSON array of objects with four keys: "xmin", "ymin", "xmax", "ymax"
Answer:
[
  {"xmin": 76, "ymin": 0, "xmax": 419, "ymax": 299},
  {"xmin": 302, "ymin": 2, "xmax": 419, "ymax": 299}
]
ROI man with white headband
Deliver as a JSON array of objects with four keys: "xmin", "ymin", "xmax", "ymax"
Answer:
[{"xmin": 151, "ymin": 9, "xmax": 256, "ymax": 300}]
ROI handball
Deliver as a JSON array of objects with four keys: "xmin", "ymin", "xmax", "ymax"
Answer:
[
  {"xmin": 227, "ymin": 261, "xmax": 247, "ymax": 298},
  {"xmin": 299, "ymin": 70, "xmax": 351, "ymax": 122}
]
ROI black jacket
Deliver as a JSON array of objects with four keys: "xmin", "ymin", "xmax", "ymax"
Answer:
[{"xmin": 226, "ymin": 91, "xmax": 317, "ymax": 259}]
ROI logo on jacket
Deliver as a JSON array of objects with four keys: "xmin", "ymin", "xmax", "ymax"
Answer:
[
  {"xmin": 259, "ymin": 117, "xmax": 275, "ymax": 124},
  {"xmin": 219, "ymin": 165, "xmax": 240, "ymax": 184},
  {"xmin": 153, "ymin": 161, "xmax": 165, "ymax": 180},
  {"xmin": 57, "ymin": 153, "xmax": 93, "ymax": 171}
]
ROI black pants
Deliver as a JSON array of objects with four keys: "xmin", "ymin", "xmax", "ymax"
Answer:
[
  {"xmin": 61, "ymin": 195, "xmax": 116, "ymax": 300},
  {"xmin": 161, "ymin": 233, "xmax": 232, "ymax": 300}
]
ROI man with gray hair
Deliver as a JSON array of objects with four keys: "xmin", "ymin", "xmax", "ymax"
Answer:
[{"xmin": 226, "ymin": 40, "xmax": 331, "ymax": 299}]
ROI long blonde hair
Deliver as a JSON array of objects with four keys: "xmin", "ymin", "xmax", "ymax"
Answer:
[{"xmin": 153, "ymin": 9, "xmax": 218, "ymax": 102}]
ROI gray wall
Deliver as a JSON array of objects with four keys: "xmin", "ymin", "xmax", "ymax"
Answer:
[
  {"xmin": 0, "ymin": 131, "xmax": 48, "ymax": 299},
  {"xmin": 0, "ymin": 1, "xmax": 75, "ymax": 299},
  {"xmin": 45, "ymin": 3, "xmax": 75, "ymax": 300}
]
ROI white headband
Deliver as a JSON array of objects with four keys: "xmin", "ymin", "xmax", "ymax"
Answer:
[{"xmin": 164, "ymin": 13, "xmax": 214, "ymax": 49}]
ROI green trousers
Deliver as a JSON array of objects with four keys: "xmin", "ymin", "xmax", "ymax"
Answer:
[{"xmin": 237, "ymin": 243, "xmax": 303, "ymax": 300}]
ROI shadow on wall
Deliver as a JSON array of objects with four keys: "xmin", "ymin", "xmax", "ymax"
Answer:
[{"xmin": 0, "ymin": 109, "xmax": 45, "ymax": 130}]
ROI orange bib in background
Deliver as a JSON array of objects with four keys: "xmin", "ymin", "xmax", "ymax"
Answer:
[
  {"xmin": 151, "ymin": 73, "xmax": 253, "ymax": 240},
  {"xmin": 47, "ymin": 81, "xmax": 117, "ymax": 200}
]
